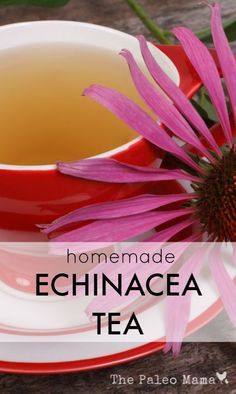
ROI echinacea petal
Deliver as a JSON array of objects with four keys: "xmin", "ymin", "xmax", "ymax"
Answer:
[
  {"xmin": 120, "ymin": 48, "xmax": 214, "ymax": 162},
  {"xmin": 209, "ymin": 245, "xmax": 236, "ymax": 327},
  {"xmin": 58, "ymin": 158, "xmax": 201, "ymax": 183},
  {"xmin": 173, "ymin": 27, "xmax": 233, "ymax": 146},
  {"xmin": 52, "ymin": 207, "xmax": 194, "ymax": 243},
  {"xmin": 84, "ymin": 85, "xmax": 203, "ymax": 173},
  {"xmin": 84, "ymin": 229, "xmax": 201, "ymax": 280},
  {"xmin": 163, "ymin": 243, "xmax": 208, "ymax": 356},
  {"xmin": 147, "ymin": 217, "xmax": 199, "ymax": 242},
  {"xmin": 41, "ymin": 193, "xmax": 195, "ymax": 235},
  {"xmin": 233, "ymin": 244, "xmax": 236, "ymax": 265},
  {"xmin": 138, "ymin": 35, "xmax": 221, "ymax": 156},
  {"xmin": 86, "ymin": 236, "xmax": 199, "ymax": 316},
  {"xmin": 211, "ymin": 3, "xmax": 236, "ymax": 125}
]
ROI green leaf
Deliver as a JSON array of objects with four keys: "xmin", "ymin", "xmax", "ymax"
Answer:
[
  {"xmin": 0, "ymin": 0, "xmax": 70, "ymax": 6},
  {"xmin": 191, "ymin": 98, "xmax": 215, "ymax": 128},
  {"xmin": 191, "ymin": 87, "xmax": 219, "ymax": 128},
  {"xmin": 196, "ymin": 15, "xmax": 236, "ymax": 43},
  {"xmin": 199, "ymin": 89, "xmax": 218, "ymax": 123}
]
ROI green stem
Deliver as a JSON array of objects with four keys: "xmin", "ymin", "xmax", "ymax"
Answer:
[{"xmin": 125, "ymin": 0, "xmax": 173, "ymax": 44}]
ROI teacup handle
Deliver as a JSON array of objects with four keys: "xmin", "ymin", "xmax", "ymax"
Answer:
[
  {"xmin": 155, "ymin": 44, "xmax": 202, "ymax": 98},
  {"xmin": 156, "ymin": 44, "xmax": 227, "ymax": 99},
  {"xmin": 156, "ymin": 44, "xmax": 234, "ymax": 147}
]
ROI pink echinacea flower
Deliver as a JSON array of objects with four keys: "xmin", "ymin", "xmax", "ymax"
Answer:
[{"xmin": 40, "ymin": 3, "xmax": 236, "ymax": 355}]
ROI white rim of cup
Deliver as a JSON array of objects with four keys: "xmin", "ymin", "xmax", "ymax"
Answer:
[{"xmin": 0, "ymin": 20, "xmax": 180, "ymax": 171}]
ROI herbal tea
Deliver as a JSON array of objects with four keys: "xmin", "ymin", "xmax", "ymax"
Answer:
[{"xmin": 0, "ymin": 43, "xmax": 145, "ymax": 165}]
